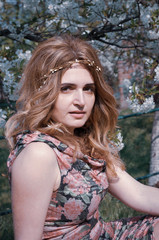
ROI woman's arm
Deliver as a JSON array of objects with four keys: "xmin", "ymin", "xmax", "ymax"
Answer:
[
  {"xmin": 11, "ymin": 142, "xmax": 61, "ymax": 240},
  {"xmin": 108, "ymin": 167, "xmax": 159, "ymax": 215}
]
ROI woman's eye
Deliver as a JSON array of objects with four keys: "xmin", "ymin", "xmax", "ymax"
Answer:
[
  {"xmin": 60, "ymin": 86, "xmax": 73, "ymax": 92},
  {"xmin": 84, "ymin": 86, "xmax": 95, "ymax": 93}
]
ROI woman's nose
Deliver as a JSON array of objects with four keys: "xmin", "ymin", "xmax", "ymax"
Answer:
[{"xmin": 73, "ymin": 90, "xmax": 85, "ymax": 106}]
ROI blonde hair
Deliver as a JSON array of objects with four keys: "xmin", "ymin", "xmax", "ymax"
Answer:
[{"xmin": 5, "ymin": 34, "xmax": 125, "ymax": 179}]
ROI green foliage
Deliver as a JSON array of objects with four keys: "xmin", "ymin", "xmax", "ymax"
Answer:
[
  {"xmin": 99, "ymin": 193, "xmax": 139, "ymax": 222},
  {"xmin": 0, "ymin": 214, "xmax": 13, "ymax": 240},
  {"xmin": 119, "ymin": 111, "xmax": 153, "ymax": 177},
  {"xmin": 0, "ymin": 137, "xmax": 10, "ymax": 210},
  {"xmin": 0, "ymin": 139, "xmax": 13, "ymax": 240}
]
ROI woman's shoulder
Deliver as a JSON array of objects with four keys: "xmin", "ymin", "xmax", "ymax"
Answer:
[
  {"xmin": 7, "ymin": 131, "xmax": 58, "ymax": 171},
  {"xmin": 12, "ymin": 141, "xmax": 58, "ymax": 174},
  {"xmin": 11, "ymin": 141, "xmax": 61, "ymax": 200},
  {"xmin": 19, "ymin": 141, "xmax": 57, "ymax": 159},
  {"xmin": 7, "ymin": 130, "xmax": 72, "ymax": 172},
  {"xmin": 7, "ymin": 131, "xmax": 62, "ymax": 182}
]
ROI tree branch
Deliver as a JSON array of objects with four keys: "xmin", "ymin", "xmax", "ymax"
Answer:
[
  {"xmin": 87, "ymin": 14, "xmax": 140, "ymax": 40},
  {"xmin": 97, "ymin": 38, "xmax": 144, "ymax": 49},
  {"xmin": 0, "ymin": 28, "xmax": 45, "ymax": 42}
]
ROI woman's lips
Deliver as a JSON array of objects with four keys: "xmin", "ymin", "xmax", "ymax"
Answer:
[{"xmin": 69, "ymin": 111, "xmax": 86, "ymax": 118}]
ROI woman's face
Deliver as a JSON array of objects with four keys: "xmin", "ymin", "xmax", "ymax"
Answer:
[{"xmin": 51, "ymin": 65, "xmax": 95, "ymax": 132}]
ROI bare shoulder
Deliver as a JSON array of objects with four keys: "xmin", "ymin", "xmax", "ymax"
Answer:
[
  {"xmin": 11, "ymin": 141, "xmax": 60, "ymax": 190},
  {"xmin": 19, "ymin": 141, "xmax": 57, "ymax": 158},
  {"xmin": 13, "ymin": 141, "xmax": 57, "ymax": 167}
]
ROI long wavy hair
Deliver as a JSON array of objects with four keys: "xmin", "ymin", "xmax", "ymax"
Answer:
[{"xmin": 5, "ymin": 34, "xmax": 125, "ymax": 179}]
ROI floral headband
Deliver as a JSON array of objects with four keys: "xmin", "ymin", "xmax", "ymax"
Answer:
[{"xmin": 39, "ymin": 59, "xmax": 101, "ymax": 90}]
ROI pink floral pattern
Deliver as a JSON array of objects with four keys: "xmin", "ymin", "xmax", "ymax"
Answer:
[{"xmin": 7, "ymin": 131, "xmax": 159, "ymax": 239}]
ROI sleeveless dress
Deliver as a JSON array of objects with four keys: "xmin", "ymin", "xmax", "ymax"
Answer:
[{"xmin": 7, "ymin": 131, "xmax": 159, "ymax": 240}]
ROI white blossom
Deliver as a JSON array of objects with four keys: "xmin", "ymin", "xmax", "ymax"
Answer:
[
  {"xmin": 16, "ymin": 49, "xmax": 32, "ymax": 61},
  {"xmin": 0, "ymin": 109, "xmax": 7, "ymax": 119},
  {"xmin": 154, "ymin": 65, "xmax": 159, "ymax": 83},
  {"xmin": 127, "ymin": 96, "xmax": 155, "ymax": 113},
  {"xmin": 129, "ymin": 85, "xmax": 139, "ymax": 94},
  {"xmin": 0, "ymin": 118, "xmax": 6, "ymax": 128},
  {"xmin": 109, "ymin": 130, "xmax": 125, "ymax": 152},
  {"xmin": 0, "ymin": 109, "xmax": 7, "ymax": 128},
  {"xmin": 0, "ymin": 48, "xmax": 32, "ymax": 101},
  {"xmin": 99, "ymin": 54, "xmax": 114, "ymax": 71},
  {"xmin": 123, "ymin": 78, "xmax": 131, "ymax": 89},
  {"xmin": 148, "ymin": 30, "xmax": 159, "ymax": 40},
  {"xmin": 115, "ymin": 131, "xmax": 125, "ymax": 151},
  {"xmin": 48, "ymin": 4, "xmax": 53, "ymax": 10}
]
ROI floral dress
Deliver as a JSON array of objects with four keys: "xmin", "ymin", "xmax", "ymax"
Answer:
[{"xmin": 7, "ymin": 131, "xmax": 159, "ymax": 239}]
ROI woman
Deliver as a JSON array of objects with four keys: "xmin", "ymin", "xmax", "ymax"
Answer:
[{"xmin": 6, "ymin": 35, "xmax": 159, "ymax": 239}]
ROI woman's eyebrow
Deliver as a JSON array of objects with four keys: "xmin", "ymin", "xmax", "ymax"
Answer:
[
  {"xmin": 61, "ymin": 83, "xmax": 75, "ymax": 86},
  {"xmin": 60, "ymin": 83, "xmax": 95, "ymax": 86},
  {"xmin": 85, "ymin": 83, "xmax": 95, "ymax": 86}
]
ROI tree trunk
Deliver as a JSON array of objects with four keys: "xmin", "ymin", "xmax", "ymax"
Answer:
[{"xmin": 148, "ymin": 110, "xmax": 159, "ymax": 186}]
